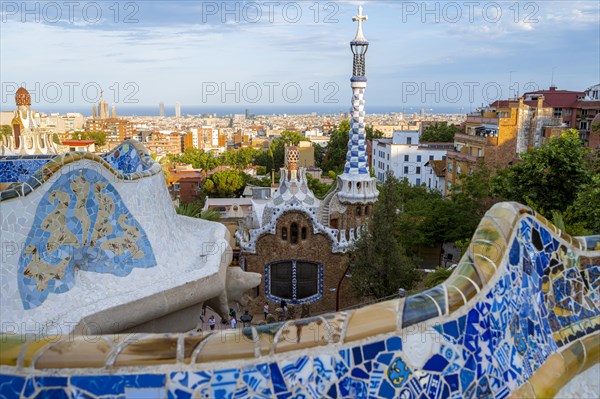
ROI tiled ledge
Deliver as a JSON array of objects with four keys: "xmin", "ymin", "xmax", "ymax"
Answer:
[{"xmin": 0, "ymin": 140, "xmax": 161, "ymax": 202}]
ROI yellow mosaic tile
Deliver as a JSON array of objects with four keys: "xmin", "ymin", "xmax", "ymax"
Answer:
[
  {"xmin": 446, "ymin": 285, "xmax": 466, "ymax": 313},
  {"xmin": 0, "ymin": 335, "xmax": 26, "ymax": 366},
  {"xmin": 196, "ymin": 331, "xmax": 255, "ymax": 362},
  {"xmin": 113, "ymin": 337, "xmax": 178, "ymax": 367},
  {"xmin": 344, "ymin": 299, "xmax": 397, "ymax": 342},
  {"xmin": 20, "ymin": 338, "xmax": 61, "ymax": 368},
  {"xmin": 528, "ymin": 353, "xmax": 567, "ymax": 398},
  {"xmin": 35, "ymin": 338, "xmax": 112, "ymax": 369},
  {"xmin": 275, "ymin": 318, "xmax": 331, "ymax": 354}
]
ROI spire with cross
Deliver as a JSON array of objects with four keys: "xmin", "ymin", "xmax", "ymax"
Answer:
[{"xmin": 352, "ymin": 5, "xmax": 368, "ymax": 42}]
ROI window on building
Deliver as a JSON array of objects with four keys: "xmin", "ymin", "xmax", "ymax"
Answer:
[
  {"xmin": 448, "ymin": 162, "xmax": 453, "ymax": 173},
  {"xmin": 173, "ymin": 183, "xmax": 180, "ymax": 191},
  {"xmin": 564, "ymin": 109, "xmax": 572, "ymax": 116},
  {"xmin": 442, "ymin": 156, "xmax": 446, "ymax": 160},
  {"xmin": 404, "ymin": 155, "xmax": 409, "ymax": 162},
  {"xmin": 580, "ymin": 121, "xmax": 589, "ymax": 130},
  {"xmin": 404, "ymin": 166, "xmax": 409, "ymax": 174},
  {"xmin": 365, "ymin": 206, "xmax": 370, "ymax": 216},
  {"xmin": 416, "ymin": 178, "xmax": 421, "ymax": 185},
  {"xmin": 301, "ymin": 227, "xmax": 307, "ymax": 240},
  {"xmin": 387, "ymin": 154, "xmax": 389, "ymax": 160},
  {"xmin": 553, "ymin": 108, "xmax": 562, "ymax": 118},
  {"xmin": 407, "ymin": 137, "xmax": 412, "ymax": 145},
  {"xmin": 356, "ymin": 206, "xmax": 362, "ymax": 216},
  {"xmin": 416, "ymin": 166, "xmax": 421, "ymax": 174},
  {"xmin": 417, "ymin": 155, "xmax": 422, "ymax": 162},
  {"xmin": 477, "ymin": 148, "xmax": 482, "ymax": 157},
  {"xmin": 290, "ymin": 223, "xmax": 299, "ymax": 244},
  {"xmin": 429, "ymin": 155, "xmax": 434, "ymax": 161},
  {"xmin": 457, "ymin": 165, "xmax": 462, "ymax": 174},
  {"xmin": 267, "ymin": 261, "xmax": 321, "ymax": 302},
  {"xmin": 282, "ymin": 227, "xmax": 288, "ymax": 241}
]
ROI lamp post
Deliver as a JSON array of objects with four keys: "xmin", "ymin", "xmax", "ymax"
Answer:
[{"xmin": 335, "ymin": 262, "xmax": 353, "ymax": 311}]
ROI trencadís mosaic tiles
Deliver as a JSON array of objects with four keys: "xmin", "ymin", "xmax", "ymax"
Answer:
[
  {"xmin": 18, "ymin": 167, "xmax": 156, "ymax": 309},
  {"xmin": 1, "ymin": 203, "xmax": 598, "ymax": 398}
]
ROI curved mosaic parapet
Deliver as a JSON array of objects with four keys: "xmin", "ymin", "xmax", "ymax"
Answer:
[
  {"xmin": 0, "ymin": 202, "xmax": 598, "ymax": 397},
  {"xmin": 0, "ymin": 140, "xmax": 161, "ymax": 201},
  {"xmin": 1, "ymin": 141, "xmax": 247, "ymax": 339}
]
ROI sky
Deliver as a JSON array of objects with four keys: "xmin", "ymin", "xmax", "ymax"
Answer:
[{"xmin": 1, "ymin": 0, "xmax": 598, "ymax": 112}]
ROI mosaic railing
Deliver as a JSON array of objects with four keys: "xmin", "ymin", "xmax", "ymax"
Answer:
[
  {"xmin": 0, "ymin": 141, "xmax": 160, "ymax": 201},
  {"xmin": 1, "ymin": 202, "xmax": 599, "ymax": 398}
]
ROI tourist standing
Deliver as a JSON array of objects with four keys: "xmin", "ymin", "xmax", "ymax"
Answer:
[{"xmin": 263, "ymin": 302, "xmax": 269, "ymax": 320}]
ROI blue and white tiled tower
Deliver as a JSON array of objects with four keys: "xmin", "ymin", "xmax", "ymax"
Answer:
[{"xmin": 337, "ymin": 5, "xmax": 379, "ymax": 204}]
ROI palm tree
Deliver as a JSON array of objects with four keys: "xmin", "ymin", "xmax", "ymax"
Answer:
[{"xmin": 175, "ymin": 203, "xmax": 221, "ymax": 222}]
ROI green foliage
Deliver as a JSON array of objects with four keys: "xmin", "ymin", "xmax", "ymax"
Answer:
[
  {"xmin": 322, "ymin": 120, "xmax": 350, "ymax": 174},
  {"xmin": 305, "ymin": 174, "xmax": 335, "ymax": 199},
  {"xmin": 562, "ymin": 172, "xmax": 600, "ymax": 234},
  {"xmin": 351, "ymin": 172, "xmax": 421, "ymax": 299},
  {"xmin": 420, "ymin": 122, "xmax": 460, "ymax": 143},
  {"xmin": 314, "ymin": 143, "xmax": 326, "ymax": 168},
  {"xmin": 366, "ymin": 125, "xmax": 384, "ymax": 141},
  {"xmin": 245, "ymin": 174, "xmax": 272, "ymax": 188},
  {"xmin": 203, "ymin": 169, "xmax": 246, "ymax": 198},
  {"xmin": 52, "ymin": 133, "xmax": 61, "ymax": 145},
  {"xmin": 450, "ymin": 164, "xmax": 500, "ymax": 242},
  {"xmin": 492, "ymin": 130, "xmax": 591, "ymax": 215},
  {"xmin": 71, "ymin": 131, "xmax": 107, "ymax": 147},
  {"xmin": 423, "ymin": 268, "xmax": 453, "ymax": 289},
  {"xmin": 1, "ymin": 125, "xmax": 12, "ymax": 137},
  {"xmin": 175, "ymin": 202, "xmax": 221, "ymax": 221},
  {"xmin": 279, "ymin": 130, "xmax": 308, "ymax": 145}
]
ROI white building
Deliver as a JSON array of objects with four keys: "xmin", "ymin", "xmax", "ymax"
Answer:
[{"xmin": 372, "ymin": 130, "xmax": 452, "ymax": 192}]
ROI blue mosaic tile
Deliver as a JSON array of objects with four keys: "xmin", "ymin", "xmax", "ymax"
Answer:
[{"xmin": 18, "ymin": 168, "xmax": 156, "ymax": 309}]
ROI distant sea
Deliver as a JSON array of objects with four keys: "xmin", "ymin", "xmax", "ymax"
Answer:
[{"xmin": 25, "ymin": 104, "xmax": 471, "ymax": 117}]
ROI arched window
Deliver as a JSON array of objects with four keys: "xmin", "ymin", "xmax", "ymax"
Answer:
[
  {"xmin": 301, "ymin": 227, "xmax": 307, "ymax": 240},
  {"xmin": 365, "ymin": 206, "xmax": 370, "ymax": 216},
  {"xmin": 290, "ymin": 223, "xmax": 299, "ymax": 244},
  {"xmin": 356, "ymin": 206, "xmax": 362, "ymax": 216},
  {"xmin": 282, "ymin": 227, "xmax": 288, "ymax": 241}
]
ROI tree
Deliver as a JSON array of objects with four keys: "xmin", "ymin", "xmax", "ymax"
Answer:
[
  {"xmin": 279, "ymin": 130, "xmax": 308, "ymax": 146},
  {"xmin": 366, "ymin": 125, "xmax": 384, "ymax": 141},
  {"xmin": 71, "ymin": 131, "xmax": 107, "ymax": 147},
  {"xmin": 423, "ymin": 268, "xmax": 453, "ymax": 288},
  {"xmin": 88, "ymin": 131, "xmax": 107, "ymax": 147},
  {"xmin": 176, "ymin": 202, "xmax": 221, "ymax": 221},
  {"xmin": 52, "ymin": 133, "xmax": 61, "ymax": 145},
  {"xmin": 314, "ymin": 143, "xmax": 325, "ymax": 168},
  {"xmin": 322, "ymin": 120, "xmax": 350, "ymax": 174},
  {"xmin": 420, "ymin": 122, "xmax": 460, "ymax": 143},
  {"xmin": 1, "ymin": 125, "xmax": 11, "ymax": 138},
  {"xmin": 492, "ymin": 130, "xmax": 591, "ymax": 215},
  {"xmin": 306, "ymin": 174, "xmax": 334, "ymax": 199},
  {"xmin": 351, "ymin": 172, "xmax": 420, "ymax": 299},
  {"xmin": 203, "ymin": 169, "xmax": 246, "ymax": 197}
]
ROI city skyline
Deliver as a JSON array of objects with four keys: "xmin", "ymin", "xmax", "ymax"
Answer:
[{"xmin": 1, "ymin": 1, "xmax": 598, "ymax": 110}]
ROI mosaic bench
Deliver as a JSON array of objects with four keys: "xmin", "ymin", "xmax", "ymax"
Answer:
[
  {"xmin": 1, "ymin": 202, "xmax": 598, "ymax": 398},
  {"xmin": 1, "ymin": 141, "xmax": 250, "ymax": 345}
]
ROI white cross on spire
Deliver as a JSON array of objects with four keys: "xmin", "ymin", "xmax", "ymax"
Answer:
[{"xmin": 352, "ymin": 5, "xmax": 368, "ymax": 42}]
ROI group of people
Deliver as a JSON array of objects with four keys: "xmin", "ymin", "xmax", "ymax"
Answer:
[{"xmin": 197, "ymin": 300, "xmax": 289, "ymax": 332}]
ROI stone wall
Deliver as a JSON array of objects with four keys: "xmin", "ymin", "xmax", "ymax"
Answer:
[{"xmin": 243, "ymin": 211, "xmax": 351, "ymax": 315}]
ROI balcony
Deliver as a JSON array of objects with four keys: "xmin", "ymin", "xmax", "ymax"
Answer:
[
  {"xmin": 446, "ymin": 150, "xmax": 480, "ymax": 163},
  {"xmin": 466, "ymin": 116, "xmax": 499, "ymax": 124},
  {"xmin": 455, "ymin": 133, "xmax": 498, "ymax": 146}
]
